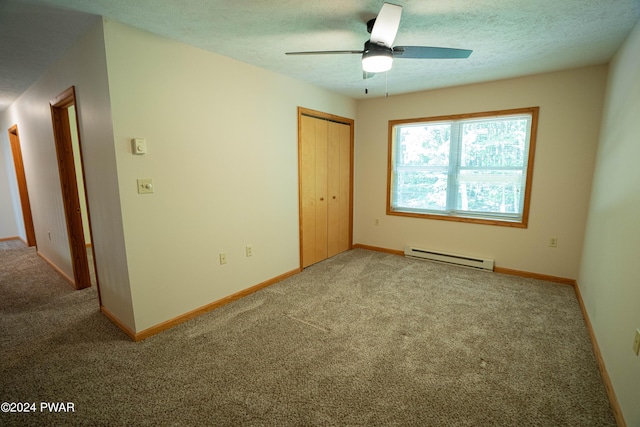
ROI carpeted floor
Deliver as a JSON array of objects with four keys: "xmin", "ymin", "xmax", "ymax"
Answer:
[{"xmin": 0, "ymin": 241, "xmax": 616, "ymax": 426}]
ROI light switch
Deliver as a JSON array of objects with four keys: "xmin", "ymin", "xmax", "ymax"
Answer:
[
  {"xmin": 131, "ymin": 138, "xmax": 147, "ymax": 155},
  {"xmin": 137, "ymin": 179, "xmax": 154, "ymax": 194}
]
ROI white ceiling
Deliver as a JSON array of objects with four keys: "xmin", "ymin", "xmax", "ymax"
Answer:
[{"xmin": 2, "ymin": 0, "xmax": 639, "ymax": 111}]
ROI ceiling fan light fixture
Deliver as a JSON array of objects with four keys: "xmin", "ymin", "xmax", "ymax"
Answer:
[{"xmin": 362, "ymin": 50, "xmax": 393, "ymax": 73}]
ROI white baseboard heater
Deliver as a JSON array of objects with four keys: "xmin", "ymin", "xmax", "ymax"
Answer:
[{"xmin": 404, "ymin": 246, "xmax": 494, "ymax": 271}]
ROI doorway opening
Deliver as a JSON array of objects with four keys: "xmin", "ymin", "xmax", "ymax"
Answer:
[
  {"xmin": 49, "ymin": 86, "xmax": 99, "ymax": 295},
  {"xmin": 8, "ymin": 125, "xmax": 37, "ymax": 247}
]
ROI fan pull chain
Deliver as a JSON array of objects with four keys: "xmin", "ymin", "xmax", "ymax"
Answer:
[{"xmin": 385, "ymin": 72, "xmax": 388, "ymax": 97}]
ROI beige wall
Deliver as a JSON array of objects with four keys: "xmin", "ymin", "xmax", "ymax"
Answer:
[
  {"xmin": 102, "ymin": 20, "xmax": 356, "ymax": 332},
  {"xmin": 0, "ymin": 20, "xmax": 135, "ymax": 329},
  {"xmin": 579, "ymin": 20, "xmax": 640, "ymax": 426},
  {"xmin": 0, "ymin": 129, "xmax": 21, "ymax": 239},
  {"xmin": 355, "ymin": 66, "xmax": 608, "ymax": 279}
]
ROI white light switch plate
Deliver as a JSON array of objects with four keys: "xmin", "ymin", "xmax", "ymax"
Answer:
[{"xmin": 137, "ymin": 179, "xmax": 153, "ymax": 194}]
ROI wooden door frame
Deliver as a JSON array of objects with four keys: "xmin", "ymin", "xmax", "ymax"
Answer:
[
  {"xmin": 8, "ymin": 125, "xmax": 37, "ymax": 247},
  {"xmin": 297, "ymin": 107, "xmax": 354, "ymax": 269},
  {"xmin": 49, "ymin": 86, "xmax": 95, "ymax": 291}
]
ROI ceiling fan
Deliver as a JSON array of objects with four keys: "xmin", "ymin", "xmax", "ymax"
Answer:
[{"xmin": 286, "ymin": 2, "xmax": 472, "ymax": 78}]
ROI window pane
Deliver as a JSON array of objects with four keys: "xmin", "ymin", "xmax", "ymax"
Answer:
[
  {"xmin": 457, "ymin": 170, "xmax": 523, "ymax": 214},
  {"xmin": 394, "ymin": 169, "xmax": 448, "ymax": 211},
  {"xmin": 460, "ymin": 118, "xmax": 529, "ymax": 168},
  {"xmin": 397, "ymin": 123, "xmax": 450, "ymax": 166}
]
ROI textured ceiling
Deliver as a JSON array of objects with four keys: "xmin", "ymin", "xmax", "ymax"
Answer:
[
  {"xmin": 1, "ymin": 0, "xmax": 639, "ymax": 111},
  {"xmin": 0, "ymin": 1, "xmax": 99, "ymax": 111}
]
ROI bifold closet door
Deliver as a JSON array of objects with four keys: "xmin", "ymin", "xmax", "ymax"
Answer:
[
  {"xmin": 326, "ymin": 120, "xmax": 350, "ymax": 258},
  {"xmin": 300, "ymin": 114, "xmax": 351, "ymax": 268},
  {"xmin": 301, "ymin": 115, "xmax": 328, "ymax": 267}
]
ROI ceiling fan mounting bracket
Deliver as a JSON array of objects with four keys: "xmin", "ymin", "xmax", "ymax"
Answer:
[{"xmin": 366, "ymin": 18, "xmax": 376, "ymax": 34}]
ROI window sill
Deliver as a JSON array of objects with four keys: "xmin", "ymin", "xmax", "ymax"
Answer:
[{"xmin": 386, "ymin": 208, "xmax": 528, "ymax": 228}]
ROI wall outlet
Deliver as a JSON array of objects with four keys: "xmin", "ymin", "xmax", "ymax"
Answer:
[
  {"xmin": 219, "ymin": 253, "xmax": 227, "ymax": 265},
  {"xmin": 633, "ymin": 329, "xmax": 640, "ymax": 356},
  {"xmin": 374, "ymin": 218, "xmax": 380, "ymax": 226},
  {"xmin": 548, "ymin": 237, "xmax": 558, "ymax": 247},
  {"xmin": 246, "ymin": 245, "xmax": 253, "ymax": 257}
]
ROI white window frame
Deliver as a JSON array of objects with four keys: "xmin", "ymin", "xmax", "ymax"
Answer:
[{"xmin": 387, "ymin": 107, "xmax": 539, "ymax": 228}]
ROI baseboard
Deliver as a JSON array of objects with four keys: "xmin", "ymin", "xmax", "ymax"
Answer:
[
  {"xmin": 493, "ymin": 266, "xmax": 576, "ymax": 286},
  {"xmin": 352, "ymin": 243, "xmax": 404, "ymax": 256},
  {"xmin": 0, "ymin": 236, "xmax": 26, "ymax": 244},
  {"xmin": 130, "ymin": 268, "xmax": 301, "ymax": 342},
  {"xmin": 100, "ymin": 306, "xmax": 136, "ymax": 340},
  {"xmin": 36, "ymin": 250, "xmax": 75, "ymax": 287},
  {"xmin": 573, "ymin": 284, "xmax": 626, "ymax": 427}
]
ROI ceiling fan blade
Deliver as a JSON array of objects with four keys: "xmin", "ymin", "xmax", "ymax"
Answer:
[
  {"xmin": 286, "ymin": 50, "xmax": 363, "ymax": 55},
  {"xmin": 370, "ymin": 2, "xmax": 403, "ymax": 48},
  {"xmin": 393, "ymin": 46, "xmax": 473, "ymax": 59}
]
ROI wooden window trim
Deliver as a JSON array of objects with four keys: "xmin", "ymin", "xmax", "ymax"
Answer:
[{"xmin": 386, "ymin": 107, "xmax": 539, "ymax": 228}]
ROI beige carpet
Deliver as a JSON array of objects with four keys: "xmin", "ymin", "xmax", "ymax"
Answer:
[{"xmin": 0, "ymin": 241, "xmax": 616, "ymax": 426}]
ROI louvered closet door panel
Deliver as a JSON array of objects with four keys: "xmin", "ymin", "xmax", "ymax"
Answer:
[{"xmin": 327, "ymin": 121, "xmax": 351, "ymax": 257}]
